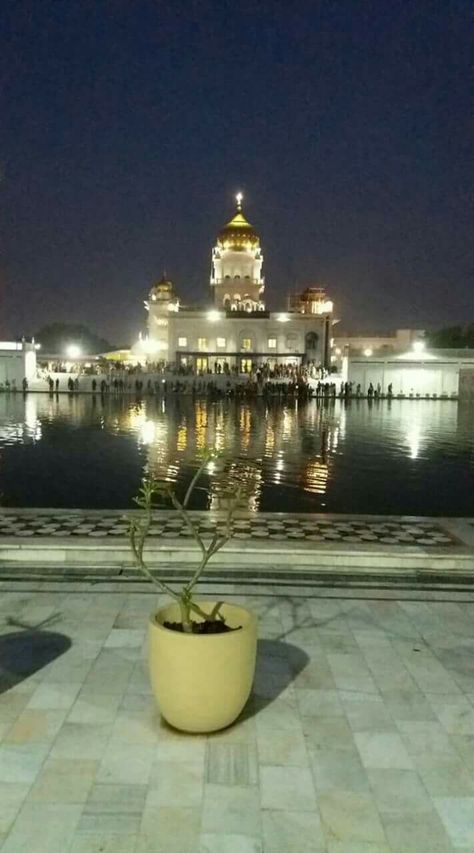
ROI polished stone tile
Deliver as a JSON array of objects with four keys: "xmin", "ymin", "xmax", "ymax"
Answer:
[
  {"xmin": 5, "ymin": 708, "xmax": 66, "ymax": 744},
  {"xmin": 302, "ymin": 714, "xmax": 357, "ymax": 752},
  {"xmin": 341, "ymin": 692, "xmax": 396, "ymax": 733},
  {"xmin": 96, "ymin": 742, "xmax": 154, "ymax": 786},
  {"xmin": 368, "ymin": 768, "xmax": 432, "ymax": 815},
  {"xmin": 67, "ymin": 690, "xmax": 122, "ymax": 725},
  {"xmin": 0, "ymin": 688, "xmax": 39, "ymax": 722},
  {"xmin": 381, "ymin": 809, "xmax": 454, "ymax": 852},
  {"xmin": 147, "ymin": 760, "xmax": 203, "ymax": 807},
  {"xmin": 155, "ymin": 731, "xmax": 206, "ymax": 762},
  {"xmin": 326, "ymin": 843, "xmax": 391, "ymax": 853},
  {"xmin": 77, "ymin": 783, "xmax": 146, "ymax": 834},
  {"xmin": 110, "ymin": 708, "xmax": 159, "ymax": 745},
  {"xmin": 397, "ymin": 720, "xmax": 460, "ymax": 768},
  {"xmin": 27, "ymin": 681, "xmax": 82, "ymax": 710},
  {"xmin": 319, "ymin": 790, "xmax": 387, "ymax": 845},
  {"xmin": 433, "ymin": 796, "xmax": 474, "ymax": 847},
  {"xmin": 292, "ymin": 660, "xmax": 337, "ymax": 690},
  {"xmin": 104, "ymin": 628, "xmax": 145, "ymax": 648},
  {"xmin": 257, "ymin": 728, "xmax": 308, "ymax": 766},
  {"xmin": 327, "ymin": 654, "xmax": 379, "ymax": 694},
  {"xmin": 0, "ymin": 742, "xmax": 49, "ymax": 783},
  {"xmin": 419, "ymin": 763, "xmax": 474, "ymax": 796},
  {"xmin": 381, "ymin": 687, "xmax": 437, "ymax": 722},
  {"xmin": 295, "ymin": 688, "xmax": 344, "ymax": 717},
  {"xmin": 310, "ymin": 749, "xmax": 370, "ymax": 794},
  {"xmin": 206, "ymin": 741, "xmax": 258, "ymax": 785},
  {"xmin": 1, "ymin": 802, "xmax": 83, "ymax": 853},
  {"xmin": 28, "ymin": 758, "xmax": 97, "ymax": 803},
  {"xmin": 260, "ymin": 765, "xmax": 316, "ymax": 810},
  {"xmin": 262, "ymin": 809, "xmax": 325, "ymax": 852},
  {"xmin": 430, "ymin": 698, "xmax": 474, "ymax": 735},
  {"xmin": 3, "ymin": 586, "xmax": 474, "ymax": 852},
  {"xmin": 199, "ymin": 833, "xmax": 263, "ymax": 852},
  {"xmin": 139, "ymin": 806, "xmax": 201, "ymax": 850},
  {"xmin": 355, "ymin": 731, "xmax": 414, "ymax": 770},
  {"xmin": 69, "ymin": 835, "xmax": 138, "ymax": 853},
  {"xmin": 201, "ymin": 784, "xmax": 261, "ymax": 835},
  {"xmin": 50, "ymin": 723, "xmax": 112, "ymax": 760}
]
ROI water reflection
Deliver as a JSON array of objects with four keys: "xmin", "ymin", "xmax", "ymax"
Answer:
[{"xmin": 0, "ymin": 393, "xmax": 472, "ymax": 515}]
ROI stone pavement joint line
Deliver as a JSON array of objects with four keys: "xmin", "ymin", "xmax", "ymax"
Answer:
[
  {"xmin": 0, "ymin": 510, "xmax": 459, "ymax": 547},
  {"xmin": 1, "ymin": 583, "xmax": 474, "ymax": 851}
]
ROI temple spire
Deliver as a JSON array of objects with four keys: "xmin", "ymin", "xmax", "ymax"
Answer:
[{"xmin": 235, "ymin": 192, "xmax": 243, "ymax": 211}]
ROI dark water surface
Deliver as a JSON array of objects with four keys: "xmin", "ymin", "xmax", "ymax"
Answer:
[{"xmin": 0, "ymin": 394, "xmax": 473, "ymax": 515}]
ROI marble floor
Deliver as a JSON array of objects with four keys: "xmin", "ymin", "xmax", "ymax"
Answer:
[
  {"xmin": 1, "ymin": 582, "xmax": 474, "ymax": 851},
  {"xmin": 0, "ymin": 508, "xmax": 459, "ymax": 547}
]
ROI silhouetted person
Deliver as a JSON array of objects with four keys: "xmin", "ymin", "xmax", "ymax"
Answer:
[
  {"xmin": 368, "ymin": 382, "xmax": 374, "ymax": 399},
  {"xmin": 55, "ymin": 378, "xmax": 59, "ymax": 392},
  {"xmin": 22, "ymin": 377, "xmax": 28, "ymax": 393}
]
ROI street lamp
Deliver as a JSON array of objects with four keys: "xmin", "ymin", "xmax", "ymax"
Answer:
[{"xmin": 66, "ymin": 344, "xmax": 82, "ymax": 359}]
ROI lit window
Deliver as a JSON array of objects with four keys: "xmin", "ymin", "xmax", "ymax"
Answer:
[
  {"xmin": 268, "ymin": 338, "xmax": 277, "ymax": 349},
  {"xmin": 217, "ymin": 337, "xmax": 226, "ymax": 348},
  {"xmin": 178, "ymin": 337, "xmax": 187, "ymax": 347},
  {"xmin": 241, "ymin": 338, "xmax": 252, "ymax": 351},
  {"xmin": 198, "ymin": 337, "xmax": 208, "ymax": 351}
]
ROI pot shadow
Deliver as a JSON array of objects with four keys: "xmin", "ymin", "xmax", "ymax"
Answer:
[
  {"xmin": 0, "ymin": 615, "xmax": 71, "ymax": 694},
  {"xmin": 236, "ymin": 638, "xmax": 309, "ymax": 724}
]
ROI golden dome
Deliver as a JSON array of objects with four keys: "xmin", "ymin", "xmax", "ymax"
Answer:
[
  {"xmin": 217, "ymin": 199, "xmax": 260, "ymax": 250},
  {"xmin": 150, "ymin": 273, "xmax": 174, "ymax": 299}
]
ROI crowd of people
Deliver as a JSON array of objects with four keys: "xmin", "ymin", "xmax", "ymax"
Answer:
[{"xmin": 3, "ymin": 361, "xmax": 439, "ymax": 401}]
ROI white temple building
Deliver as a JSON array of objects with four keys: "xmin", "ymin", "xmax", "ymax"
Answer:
[
  {"xmin": 141, "ymin": 195, "xmax": 334, "ymax": 373},
  {"xmin": 0, "ymin": 340, "xmax": 37, "ymax": 387}
]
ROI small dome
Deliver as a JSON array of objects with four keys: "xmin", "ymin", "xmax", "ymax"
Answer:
[
  {"xmin": 217, "ymin": 204, "xmax": 260, "ymax": 250},
  {"xmin": 149, "ymin": 273, "xmax": 174, "ymax": 300}
]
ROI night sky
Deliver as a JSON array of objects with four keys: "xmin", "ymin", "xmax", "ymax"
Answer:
[{"xmin": 1, "ymin": 1, "xmax": 473, "ymax": 345}]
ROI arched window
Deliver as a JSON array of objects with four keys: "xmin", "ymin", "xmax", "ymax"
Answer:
[{"xmin": 305, "ymin": 332, "xmax": 319, "ymax": 350}]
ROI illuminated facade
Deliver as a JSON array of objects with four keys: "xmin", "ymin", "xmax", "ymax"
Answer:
[
  {"xmin": 0, "ymin": 341, "xmax": 37, "ymax": 386},
  {"xmin": 144, "ymin": 195, "xmax": 334, "ymax": 372}
]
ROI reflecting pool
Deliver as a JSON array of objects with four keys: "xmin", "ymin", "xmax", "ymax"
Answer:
[{"xmin": 0, "ymin": 393, "xmax": 473, "ymax": 515}]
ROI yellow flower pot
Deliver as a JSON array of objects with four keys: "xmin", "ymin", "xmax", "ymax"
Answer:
[{"xmin": 148, "ymin": 601, "xmax": 257, "ymax": 733}]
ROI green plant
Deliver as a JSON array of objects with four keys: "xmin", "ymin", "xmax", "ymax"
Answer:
[{"xmin": 129, "ymin": 450, "xmax": 241, "ymax": 633}]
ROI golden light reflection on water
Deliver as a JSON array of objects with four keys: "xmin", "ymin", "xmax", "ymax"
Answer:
[
  {"xmin": 1, "ymin": 393, "xmax": 468, "ymax": 513},
  {"xmin": 176, "ymin": 425, "xmax": 187, "ymax": 452},
  {"xmin": 303, "ymin": 460, "xmax": 329, "ymax": 494},
  {"xmin": 132, "ymin": 398, "xmax": 341, "ymax": 510},
  {"xmin": 195, "ymin": 401, "xmax": 207, "ymax": 450}
]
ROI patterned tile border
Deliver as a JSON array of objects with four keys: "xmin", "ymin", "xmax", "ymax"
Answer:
[{"xmin": 0, "ymin": 510, "xmax": 458, "ymax": 548}]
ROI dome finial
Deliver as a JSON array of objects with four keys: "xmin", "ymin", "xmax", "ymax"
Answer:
[{"xmin": 235, "ymin": 191, "xmax": 243, "ymax": 211}]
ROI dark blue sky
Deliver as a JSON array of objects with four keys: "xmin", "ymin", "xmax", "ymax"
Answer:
[{"xmin": 1, "ymin": 1, "xmax": 473, "ymax": 344}]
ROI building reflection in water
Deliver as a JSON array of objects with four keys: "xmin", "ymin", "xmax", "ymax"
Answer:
[
  {"xmin": 1, "ymin": 392, "xmax": 469, "ymax": 513},
  {"xmin": 132, "ymin": 396, "xmax": 342, "ymax": 511}
]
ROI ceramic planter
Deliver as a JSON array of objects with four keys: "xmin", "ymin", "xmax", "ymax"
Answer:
[{"xmin": 148, "ymin": 600, "xmax": 257, "ymax": 733}]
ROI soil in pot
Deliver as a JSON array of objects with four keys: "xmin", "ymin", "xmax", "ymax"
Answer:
[{"xmin": 163, "ymin": 620, "xmax": 242, "ymax": 634}]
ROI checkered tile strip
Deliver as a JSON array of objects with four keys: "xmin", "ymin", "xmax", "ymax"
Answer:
[{"xmin": 0, "ymin": 513, "xmax": 456, "ymax": 546}]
